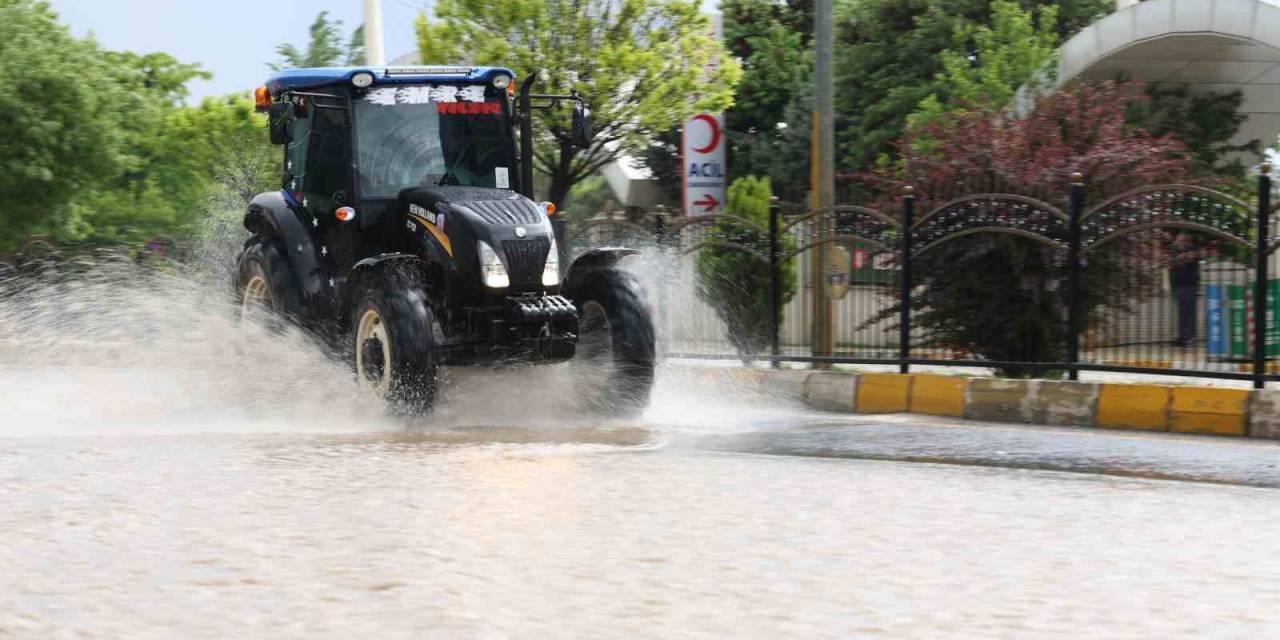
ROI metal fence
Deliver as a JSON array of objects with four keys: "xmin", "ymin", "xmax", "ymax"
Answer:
[{"xmin": 563, "ymin": 167, "xmax": 1279, "ymax": 387}]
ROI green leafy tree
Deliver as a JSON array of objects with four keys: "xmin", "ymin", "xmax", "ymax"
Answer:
[
  {"xmin": 906, "ymin": 0, "xmax": 1061, "ymax": 134},
  {"xmin": 0, "ymin": 1, "xmax": 275, "ymax": 250},
  {"xmin": 695, "ymin": 176, "xmax": 796, "ymax": 360},
  {"xmin": 899, "ymin": 1, "xmax": 1258, "ymax": 185},
  {"xmin": 728, "ymin": 78, "xmax": 813, "ymax": 203},
  {"xmin": 415, "ymin": 0, "xmax": 741, "ymax": 208},
  {"xmin": 60, "ymin": 51, "xmax": 212, "ymax": 243},
  {"xmin": 271, "ymin": 11, "xmax": 365, "ymax": 70},
  {"xmin": 721, "ymin": 0, "xmax": 812, "ymax": 136},
  {"xmin": 632, "ymin": 127, "xmax": 683, "ymax": 207},
  {"xmin": 346, "ymin": 25, "xmax": 366, "ymax": 66},
  {"xmin": 1128, "ymin": 84, "xmax": 1261, "ymax": 181},
  {"xmin": 719, "ymin": 0, "xmax": 813, "ymax": 200},
  {"xmin": 65, "ymin": 96, "xmax": 275, "ymax": 245},
  {"xmin": 61, "ymin": 48, "xmax": 273, "ymax": 246},
  {"xmin": 0, "ymin": 0, "xmax": 124, "ymax": 248},
  {"xmin": 835, "ymin": 0, "xmax": 1110, "ymax": 170}
]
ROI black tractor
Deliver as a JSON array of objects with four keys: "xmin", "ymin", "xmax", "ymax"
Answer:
[{"xmin": 236, "ymin": 66, "xmax": 654, "ymax": 414}]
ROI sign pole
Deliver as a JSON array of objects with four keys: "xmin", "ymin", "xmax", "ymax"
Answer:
[
  {"xmin": 811, "ymin": 0, "xmax": 835, "ymax": 362},
  {"xmin": 362, "ymin": 0, "xmax": 385, "ymax": 66}
]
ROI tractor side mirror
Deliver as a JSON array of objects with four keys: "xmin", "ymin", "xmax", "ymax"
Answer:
[
  {"xmin": 571, "ymin": 103, "xmax": 592, "ymax": 148},
  {"xmin": 269, "ymin": 102, "xmax": 295, "ymax": 145}
]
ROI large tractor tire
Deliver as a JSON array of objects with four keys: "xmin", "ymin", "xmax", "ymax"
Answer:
[
  {"xmin": 565, "ymin": 269, "xmax": 656, "ymax": 417},
  {"xmin": 351, "ymin": 272, "xmax": 439, "ymax": 414},
  {"xmin": 236, "ymin": 237, "xmax": 303, "ymax": 331}
]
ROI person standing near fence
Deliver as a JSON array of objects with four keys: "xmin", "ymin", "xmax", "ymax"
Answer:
[{"xmin": 1169, "ymin": 232, "xmax": 1215, "ymax": 348}]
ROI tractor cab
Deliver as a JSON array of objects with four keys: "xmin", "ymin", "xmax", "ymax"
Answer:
[{"xmin": 256, "ymin": 68, "xmax": 526, "ymax": 269}]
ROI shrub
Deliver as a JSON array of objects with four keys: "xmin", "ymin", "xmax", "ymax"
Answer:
[{"xmin": 695, "ymin": 176, "xmax": 797, "ymax": 360}]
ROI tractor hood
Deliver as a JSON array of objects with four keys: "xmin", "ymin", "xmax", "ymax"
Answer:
[
  {"xmin": 399, "ymin": 186, "xmax": 548, "ymax": 230},
  {"xmin": 398, "ymin": 186, "xmax": 555, "ymax": 292}
]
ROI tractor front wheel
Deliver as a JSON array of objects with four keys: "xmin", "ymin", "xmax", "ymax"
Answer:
[
  {"xmin": 565, "ymin": 269, "xmax": 656, "ymax": 417},
  {"xmin": 351, "ymin": 273, "xmax": 438, "ymax": 414}
]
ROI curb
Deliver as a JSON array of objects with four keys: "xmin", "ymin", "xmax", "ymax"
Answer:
[{"xmin": 759, "ymin": 369, "xmax": 1277, "ymax": 440}]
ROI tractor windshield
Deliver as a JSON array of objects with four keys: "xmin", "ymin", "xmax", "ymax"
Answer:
[{"xmin": 354, "ymin": 83, "xmax": 516, "ymax": 198}]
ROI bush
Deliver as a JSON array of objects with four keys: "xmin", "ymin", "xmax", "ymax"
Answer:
[{"xmin": 695, "ymin": 176, "xmax": 796, "ymax": 360}]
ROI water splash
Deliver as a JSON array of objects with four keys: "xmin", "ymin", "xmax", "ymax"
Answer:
[{"xmin": 0, "ymin": 197, "xmax": 794, "ymax": 439}]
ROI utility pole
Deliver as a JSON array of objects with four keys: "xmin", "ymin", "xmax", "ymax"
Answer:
[
  {"xmin": 363, "ymin": 0, "xmax": 386, "ymax": 66},
  {"xmin": 810, "ymin": 0, "xmax": 835, "ymax": 362}
]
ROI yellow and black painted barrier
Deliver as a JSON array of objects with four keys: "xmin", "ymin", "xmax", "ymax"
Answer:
[{"xmin": 751, "ymin": 369, "xmax": 1280, "ymax": 439}]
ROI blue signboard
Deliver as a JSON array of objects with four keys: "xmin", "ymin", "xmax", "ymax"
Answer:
[{"xmin": 1206, "ymin": 284, "xmax": 1225, "ymax": 357}]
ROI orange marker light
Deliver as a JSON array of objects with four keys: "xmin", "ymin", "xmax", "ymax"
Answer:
[
  {"xmin": 542, "ymin": 202, "xmax": 556, "ymax": 217},
  {"xmin": 335, "ymin": 207, "xmax": 356, "ymax": 222},
  {"xmin": 254, "ymin": 86, "xmax": 271, "ymax": 111}
]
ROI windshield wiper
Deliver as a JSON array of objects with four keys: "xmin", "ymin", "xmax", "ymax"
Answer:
[{"xmin": 437, "ymin": 147, "xmax": 468, "ymax": 186}]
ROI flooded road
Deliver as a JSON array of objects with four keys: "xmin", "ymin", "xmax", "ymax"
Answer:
[{"xmin": 4, "ymin": 365, "xmax": 1280, "ymax": 639}]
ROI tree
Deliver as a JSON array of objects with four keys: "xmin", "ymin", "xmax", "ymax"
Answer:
[
  {"xmin": 1129, "ymin": 84, "xmax": 1261, "ymax": 181},
  {"xmin": 0, "ymin": 1, "xmax": 274, "ymax": 251},
  {"xmin": 728, "ymin": 79, "xmax": 813, "ymax": 203},
  {"xmin": 860, "ymin": 81, "xmax": 1192, "ymax": 376},
  {"xmin": 63, "ymin": 95, "xmax": 275, "ymax": 245},
  {"xmin": 906, "ymin": 0, "xmax": 1061, "ymax": 134},
  {"xmin": 271, "ymin": 11, "xmax": 365, "ymax": 70},
  {"xmin": 721, "ymin": 0, "xmax": 812, "ymax": 136},
  {"xmin": 345, "ymin": 25, "xmax": 366, "ymax": 66},
  {"xmin": 835, "ymin": 0, "xmax": 1110, "ymax": 171},
  {"xmin": 695, "ymin": 176, "xmax": 796, "ymax": 360},
  {"xmin": 719, "ymin": 0, "xmax": 813, "ymax": 199},
  {"xmin": 632, "ymin": 128, "xmax": 683, "ymax": 207},
  {"xmin": 875, "ymin": 81, "xmax": 1191, "ymax": 200},
  {"xmin": 415, "ymin": 0, "xmax": 741, "ymax": 208},
  {"xmin": 0, "ymin": 0, "xmax": 125, "ymax": 248}
]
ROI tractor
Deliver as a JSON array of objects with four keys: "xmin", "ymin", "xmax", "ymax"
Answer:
[{"xmin": 237, "ymin": 66, "xmax": 655, "ymax": 414}]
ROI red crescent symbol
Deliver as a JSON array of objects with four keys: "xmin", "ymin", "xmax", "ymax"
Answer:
[{"xmin": 691, "ymin": 114, "xmax": 721, "ymax": 154}]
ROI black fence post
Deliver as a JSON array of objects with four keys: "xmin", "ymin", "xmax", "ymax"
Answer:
[
  {"xmin": 769, "ymin": 197, "xmax": 781, "ymax": 369},
  {"xmin": 899, "ymin": 186, "xmax": 915, "ymax": 374},
  {"xmin": 1255, "ymin": 164, "xmax": 1273, "ymax": 390},
  {"xmin": 653, "ymin": 206, "xmax": 668, "ymax": 359},
  {"xmin": 1067, "ymin": 173, "xmax": 1085, "ymax": 382}
]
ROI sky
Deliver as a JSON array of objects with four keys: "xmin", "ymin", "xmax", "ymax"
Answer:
[
  {"xmin": 48, "ymin": 0, "xmax": 720, "ymax": 102},
  {"xmin": 48, "ymin": 0, "xmax": 433, "ymax": 101}
]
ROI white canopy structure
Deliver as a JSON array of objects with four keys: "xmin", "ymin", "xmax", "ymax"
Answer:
[{"xmin": 1058, "ymin": 0, "xmax": 1280, "ymax": 157}]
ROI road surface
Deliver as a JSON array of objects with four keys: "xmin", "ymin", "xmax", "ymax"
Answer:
[{"xmin": 2, "ymin": 364, "xmax": 1280, "ymax": 639}]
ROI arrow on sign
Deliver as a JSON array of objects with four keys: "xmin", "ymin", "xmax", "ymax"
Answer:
[{"xmin": 694, "ymin": 194, "xmax": 720, "ymax": 212}]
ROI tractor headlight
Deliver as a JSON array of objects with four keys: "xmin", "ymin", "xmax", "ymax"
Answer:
[
  {"xmin": 351, "ymin": 72, "xmax": 375, "ymax": 88},
  {"xmin": 542, "ymin": 238, "xmax": 561, "ymax": 287},
  {"xmin": 492, "ymin": 74, "xmax": 512, "ymax": 90},
  {"xmin": 477, "ymin": 241, "xmax": 509, "ymax": 289}
]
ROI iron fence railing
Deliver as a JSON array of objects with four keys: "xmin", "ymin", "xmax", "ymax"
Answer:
[{"xmin": 564, "ymin": 167, "xmax": 1279, "ymax": 387}]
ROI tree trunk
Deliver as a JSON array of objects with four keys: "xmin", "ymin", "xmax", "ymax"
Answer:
[{"xmin": 546, "ymin": 140, "xmax": 577, "ymax": 210}]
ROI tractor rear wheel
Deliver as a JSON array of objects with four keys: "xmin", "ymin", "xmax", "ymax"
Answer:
[
  {"xmin": 565, "ymin": 269, "xmax": 656, "ymax": 417},
  {"xmin": 351, "ymin": 273, "xmax": 438, "ymax": 414},
  {"xmin": 237, "ymin": 237, "xmax": 303, "ymax": 331}
]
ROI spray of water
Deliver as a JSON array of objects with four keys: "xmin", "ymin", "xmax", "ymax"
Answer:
[{"xmin": 0, "ymin": 188, "xmax": 800, "ymax": 439}]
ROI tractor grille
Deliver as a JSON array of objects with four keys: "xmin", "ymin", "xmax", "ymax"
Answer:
[
  {"xmin": 465, "ymin": 199, "xmax": 544, "ymax": 225},
  {"xmin": 502, "ymin": 238, "xmax": 551, "ymax": 286}
]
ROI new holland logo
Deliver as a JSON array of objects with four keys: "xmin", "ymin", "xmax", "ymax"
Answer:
[
  {"xmin": 409, "ymin": 203, "xmax": 446, "ymax": 230},
  {"xmin": 407, "ymin": 203, "xmax": 454, "ymax": 258}
]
